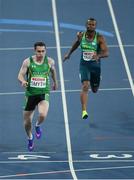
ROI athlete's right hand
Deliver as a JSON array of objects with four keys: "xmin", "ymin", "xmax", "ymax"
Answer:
[
  {"xmin": 21, "ymin": 81, "xmax": 28, "ymax": 88},
  {"xmin": 63, "ymin": 53, "xmax": 70, "ymax": 62}
]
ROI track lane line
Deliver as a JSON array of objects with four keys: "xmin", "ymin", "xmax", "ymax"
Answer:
[
  {"xmin": 51, "ymin": 0, "xmax": 77, "ymax": 179},
  {"xmin": 107, "ymin": 0, "xmax": 134, "ymax": 96}
]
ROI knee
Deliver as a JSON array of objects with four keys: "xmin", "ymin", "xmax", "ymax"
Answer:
[
  {"xmin": 24, "ymin": 119, "xmax": 31, "ymax": 127},
  {"xmin": 82, "ymin": 83, "xmax": 89, "ymax": 92},
  {"xmin": 23, "ymin": 113, "xmax": 32, "ymax": 126},
  {"xmin": 39, "ymin": 113, "xmax": 46, "ymax": 120}
]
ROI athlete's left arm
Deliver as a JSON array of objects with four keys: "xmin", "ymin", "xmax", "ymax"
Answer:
[
  {"xmin": 48, "ymin": 57, "xmax": 58, "ymax": 90},
  {"xmin": 97, "ymin": 35, "xmax": 109, "ymax": 59},
  {"xmin": 93, "ymin": 35, "xmax": 109, "ymax": 60}
]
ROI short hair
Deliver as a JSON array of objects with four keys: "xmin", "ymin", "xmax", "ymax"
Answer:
[
  {"xmin": 34, "ymin": 42, "xmax": 46, "ymax": 49},
  {"xmin": 87, "ymin": 17, "xmax": 97, "ymax": 23}
]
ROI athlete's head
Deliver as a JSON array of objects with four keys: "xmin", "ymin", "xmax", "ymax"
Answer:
[
  {"xmin": 86, "ymin": 18, "xmax": 97, "ymax": 33},
  {"xmin": 34, "ymin": 41, "xmax": 46, "ymax": 60}
]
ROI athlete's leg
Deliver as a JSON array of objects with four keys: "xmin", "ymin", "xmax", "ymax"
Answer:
[
  {"xmin": 80, "ymin": 80, "xmax": 90, "ymax": 111},
  {"xmin": 35, "ymin": 100, "xmax": 49, "ymax": 139},
  {"xmin": 36, "ymin": 100, "xmax": 49, "ymax": 125},
  {"xmin": 79, "ymin": 64, "xmax": 90, "ymax": 119},
  {"xmin": 90, "ymin": 62, "xmax": 101, "ymax": 93},
  {"xmin": 80, "ymin": 80, "xmax": 90, "ymax": 119},
  {"xmin": 90, "ymin": 72, "xmax": 100, "ymax": 93},
  {"xmin": 23, "ymin": 110, "xmax": 34, "ymax": 139},
  {"xmin": 23, "ymin": 95, "xmax": 38, "ymax": 150}
]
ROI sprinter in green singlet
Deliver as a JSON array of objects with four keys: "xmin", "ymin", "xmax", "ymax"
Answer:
[
  {"xmin": 63, "ymin": 18, "xmax": 109, "ymax": 120},
  {"xmin": 18, "ymin": 42, "xmax": 58, "ymax": 151}
]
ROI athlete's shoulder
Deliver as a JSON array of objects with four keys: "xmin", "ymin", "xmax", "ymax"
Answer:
[
  {"xmin": 76, "ymin": 31, "xmax": 84, "ymax": 42},
  {"xmin": 77, "ymin": 31, "xmax": 84, "ymax": 36},
  {"xmin": 47, "ymin": 56, "xmax": 55, "ymax": 67},
  {"xmin": 77, "ymin": 31, "xmax": 84, "ymax": 40},
  {"xmin": 23, "ymin": 57, "xmax": 30, "ymax": 67},
  {"xmin": 96, "ymin": 33, "xmax": 106, "ymax": 43},
  {"xmin": 96, "ymin": 32, "xmax": 104, "ymax": 39}
]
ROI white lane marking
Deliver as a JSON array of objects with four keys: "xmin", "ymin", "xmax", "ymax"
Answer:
[
  {"xmin": 8, "ymin": 154, "xmax": 50, "ymax": 160},
  {"xmin": 51, "ymin": 0, "xmax": 77, "ymax": 179},
  {"xmin": 0, "ymin": 165, "xmax": 134, "ymax": 178},
  {"xmin": 107, "ymin": 0, "xmax": 134, "ymax": 96},
  {"xmin": 0, "ymin": 87, "xmax": 131, "ymax": 96},
  {"xmin": 0, "ymin": 44, "xmax": 134, "ymax": 51},
  {"xmin": 1, "ymin": 159, "xmax": 134, "ymax": 164}
]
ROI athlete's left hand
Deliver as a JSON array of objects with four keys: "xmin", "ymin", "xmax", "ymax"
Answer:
[{"xmin": 92, "ymin": 53, "xmax": 100, "ymax": 61}]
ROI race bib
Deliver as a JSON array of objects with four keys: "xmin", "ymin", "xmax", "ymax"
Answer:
[
  {"xmin": 83, "ymin": 51, "xmax": 94, "ymax": 61},
  {"xmin": 30, "ymin": 77, "xmax": 46, "ymax": 88}
]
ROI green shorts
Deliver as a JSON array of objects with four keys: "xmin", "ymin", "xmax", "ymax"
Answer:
[
  {"xmin": 24, "ymin": 93, "xmax": 50, "ymax": 111},
  {"xmin": 79, "ymin": 61, "xmax": 101, "ymax": 89}
]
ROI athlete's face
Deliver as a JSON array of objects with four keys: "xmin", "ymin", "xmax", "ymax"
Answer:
[
  {"xmin": 35, "ymin": 46, "xmax": 46, "ymax": 60},
  {"xmin": 86, "ymin": 20, "xmax": 96, "ymax": 33}
]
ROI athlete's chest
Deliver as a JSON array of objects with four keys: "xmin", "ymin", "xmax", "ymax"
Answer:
[{"xmin": 30, "ymin": 63, "xmax": 49, "ymax": 73}]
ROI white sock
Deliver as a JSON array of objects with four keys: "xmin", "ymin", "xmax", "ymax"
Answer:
[
  {"xmin": 35, "ymin": 122, "xmax": 40, "ymax": 127},
  {"xmin": 29, "ymin": 133, "xmax": 33, "ymax": 140}
]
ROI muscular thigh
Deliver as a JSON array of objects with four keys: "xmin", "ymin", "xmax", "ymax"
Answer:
[
  {"xmin": 79, "ymin": 64, "xmax": 90, "ymax": 82},
  {"xmin": 24, "ymin": 94, "xmax": 50, "ymax": 111},
  {"xmin": 38, "ymin": 100, "xmax": 49, "ymax": 116},
  {"xmin": 90, "ymin": 63, "xmax": 101, "ymax": 83},
  {"xmin": 90, "ymin": 62, "xmax": 101, "ymax": 91}
]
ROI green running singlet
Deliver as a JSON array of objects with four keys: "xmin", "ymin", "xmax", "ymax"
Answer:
[{"xmin": 26, "ymin": 56, "xmax": 51, "ymax": 96}]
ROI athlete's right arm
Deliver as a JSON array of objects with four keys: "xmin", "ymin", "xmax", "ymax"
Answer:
[
  {"xmin": 63, "ymin": 32, "xmax": 83, "ymax": 62},
  {"xmin": 18, "ymin": 58, "xmax": 30, "ymax": 88}
]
